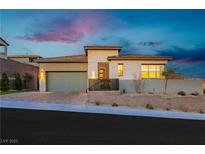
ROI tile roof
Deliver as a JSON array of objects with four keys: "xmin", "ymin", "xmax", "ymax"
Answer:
[
  {"xmin": 107, "ymin": 54, "xmax": 172, "ymax": 61},
  {"xmin": 35, "ymin": 55, "xmax": 87, "ymax": 63}
]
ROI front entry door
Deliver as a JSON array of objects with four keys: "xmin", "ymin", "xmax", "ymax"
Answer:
[
  {"xmin": 99, "ymin": 67, "xmax": 106, "ymax": 79},
  {"xmin": 98, "ymin": 62, "xmax": 110, "ymax": 90},
  {"xmin": 98, "ymin": 62, "xmax": 109, "ymax": 79}
]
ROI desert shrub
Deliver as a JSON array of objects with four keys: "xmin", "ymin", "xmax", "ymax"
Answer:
[
  {"xmin": 166, "ymin": 108, "xmax": 170, "ymax": 111},
  {"xmin": 0, "ymin": 72, "xmax": 9, "ymax": 91},
  {"xmin": 112, "ymin": 102, "xmax": 119, "ymax": 107},
  {"xmin": 95, "ymin": 100, "xmax": 100, "ymax": 106},
  {"xmin": 191, "ymin": 91, "xmax": 199, "ymax": 96},
  {"xmin": 145, "ymin": 104, "xmax": 154, "ymax": 110},
  {"xmin": 199, "ymin": 110, "xmax": 204, "ymax": 114},
  {"xmin": 180, "ymin": 105, "xmax": 189, "ymax": 112},
  {"xmin": 14, "ymin": 73, "xmax": 22, "ymax": 90},
  {"xmin": 178, "ymin": 91, "xmax": 186, "ymax": 96}
]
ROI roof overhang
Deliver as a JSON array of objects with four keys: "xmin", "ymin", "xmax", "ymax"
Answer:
[
  {"xmin": 0, "ymin": 37, "xmax": 9, "ymax": 46},
  {"xmin": 84, "ymin": 46, "xmax": 122, "ymax": 55},
  {"xmin": 107, "ymin": 57, "xmax": 172, "ymax": 61}
]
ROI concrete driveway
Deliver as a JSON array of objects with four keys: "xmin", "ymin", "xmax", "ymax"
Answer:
[{"xmin": 0, "ymin": 91, "xmax": 88, "ymax": 104}]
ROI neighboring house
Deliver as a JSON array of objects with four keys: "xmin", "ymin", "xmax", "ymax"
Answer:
[
  {"xmin": 8, "ymin": 55, "xmax": 42, "ymax": 66},
  {"xmin": 0, "ymin": 37, "xmax": 9, "ymax": 59},
  {"xmin": 0, "ymin": 38, "xmax": 39, "ymax": 90},
  {"xmin": 36, "ymin": 45, "xmax": 203, "ymax": 94}
]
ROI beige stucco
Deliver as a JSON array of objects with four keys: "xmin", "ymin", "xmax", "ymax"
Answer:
[
  {"xmin": 110, "ymin": 60, "xmax": 168, "ymax": 80},
  {"xmin": 39, "ymin": 63, "xmax": 88, "ymax": 91},
  {"xmin": 10, "ymin": 57, "xmax": 30, "ymax": 63},
  {"xmin": 87, "ymin": 49, "xmax": 119, "ymax": 79},
  {"xmin": 87, "ymin": 49, "xmax": 168, "ymax": 80}
]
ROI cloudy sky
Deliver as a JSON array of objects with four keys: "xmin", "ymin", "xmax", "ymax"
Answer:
[{"xmin": 1, "ymin": 9, "xmax": 205, "ymax": 78}]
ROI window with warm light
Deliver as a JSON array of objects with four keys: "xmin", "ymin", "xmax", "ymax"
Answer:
[
  {"xmin": 141, "ymin": 64, "xmax": 164, "ymax": 79},
  {"xmin": 118, "ymin": 63, "xmax": 124, "ymax": 77}
]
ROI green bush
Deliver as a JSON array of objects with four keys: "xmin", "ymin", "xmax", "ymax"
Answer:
[
  {"xmin": 0, "ymin": 72, "xmax": 9, "ymax": 91},
  {"xmin": 15, "ymin": 73, "xmax": 22, "ymax": 90},
  {"xmin": 145, "ymin": 104, "xmax": 154, "ymax": 110},
  {"xmin": 112, "ymin": 102, "xmax": 119, "ymax": 107},
  {"xmin": 191, "ymin": 91, "xmax": 199, "ymax": 96},
  {"xmin": 178, "ymin": 91, "xmax": 186, "ymax": 96},
  {"xmin": 95, "ymin": 100, "xmax": 100, "ymax": 106}
]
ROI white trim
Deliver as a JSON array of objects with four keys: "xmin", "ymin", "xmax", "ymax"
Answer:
[{"xmin": 1, "ymin": 100, "xmax": 205, "ymax": 121}]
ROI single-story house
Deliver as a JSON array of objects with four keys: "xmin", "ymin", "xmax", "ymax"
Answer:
[{"xmin": 36, "ymin": 46, "xmax": 203, "ymax": 94}]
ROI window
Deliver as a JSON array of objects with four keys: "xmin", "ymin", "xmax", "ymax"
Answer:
[
  {"xmin": 141, "ymin": 64, "xmax": 164, "ymax": 79},
  {"xmin": 118, "ymin": 63, "xmax": 124, "ymax": 77}
]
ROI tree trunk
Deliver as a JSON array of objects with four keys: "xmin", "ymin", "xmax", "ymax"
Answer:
[{"xmin": 165, "ymin": 79, "xmax": 168, "ymax": 94}]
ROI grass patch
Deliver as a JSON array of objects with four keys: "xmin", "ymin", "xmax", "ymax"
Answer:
[
  {"xmin": 145, "ymin": 104, "xmax": 154, "ymax": 110},
  {"xmin": 112, "ymin": 102, "xmax": 119, "ymax": 107},
  {"xmin": 0, "ymin": 89, "xmax": 32, "ymax": 95}
]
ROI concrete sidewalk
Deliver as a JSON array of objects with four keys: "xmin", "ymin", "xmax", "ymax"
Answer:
[{"xmin": 1, "ymin": 100, "xmax": 205, "ymax": 121}]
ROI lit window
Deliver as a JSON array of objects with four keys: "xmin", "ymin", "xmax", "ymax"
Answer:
[
  {"xmin": 141, "ymin": 64, "xmax": 164, "ymax": 79},
  {"xmin": 118, "ymin": 63, "xmax": 124, "ymax": 77}
]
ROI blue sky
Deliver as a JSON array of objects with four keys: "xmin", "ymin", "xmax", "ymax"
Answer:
[{"xmin": 1, "ymin": 9, "xmax": 205, "ymax": 78}]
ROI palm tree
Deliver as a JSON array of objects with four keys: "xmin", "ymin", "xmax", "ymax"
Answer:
[{"xmin": 163, "ymin": 67, "xmax": 177, "ymax": 94}]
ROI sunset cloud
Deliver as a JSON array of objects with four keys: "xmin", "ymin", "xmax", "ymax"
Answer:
[
  {"xmin": 17, "ymin": 13, "xmax": 107, "ymax": 44},
  {"xmin": 138, "ymin": 41, "xmax": 164, "ymax": 47},
  {"xmin": 156, "ymin": 46, "xmax": 205, "ymax": 65}
]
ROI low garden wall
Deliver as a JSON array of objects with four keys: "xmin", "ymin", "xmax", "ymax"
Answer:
[{"xmin": 119, "ymin": 79, "xmax": 204, "ymax": 95}]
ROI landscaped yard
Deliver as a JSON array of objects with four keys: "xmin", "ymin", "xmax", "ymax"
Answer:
[{"xmin": 1, "ymin": 91, "xmax": 205, "ymax": 113}]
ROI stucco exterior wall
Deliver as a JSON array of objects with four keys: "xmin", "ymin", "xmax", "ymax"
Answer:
[
  {"xmin": 39, "ymin": 63, "xmax": 88, "ymax": 92},
  {"xmin": 87, "ymin": 49, "xmax": 119, "ymax": 79},
  {"xmin": 9, "ymin": 57, "xmax": 30, "ymax": 63},
  {"xmin": 110, "ymin": 60, "xmax": 168, "ymax": 80},
  {"xmin": 119, "ymin": 79, "xmax": 203, "ymax": 95}
]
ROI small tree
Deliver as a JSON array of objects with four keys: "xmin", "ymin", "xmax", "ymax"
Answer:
[
  {"xmin": 0, "ymin": 72, "xmax": 9, "ymax": 91},
  {"xmin": 15, "ymin": 73, "xmax": 22, "ymax": 90},
  {"xmin": 163, "ymin": 67, "xmax": 177, "ymax": 94}
]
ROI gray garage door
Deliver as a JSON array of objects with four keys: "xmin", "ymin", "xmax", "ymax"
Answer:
[{"xmin": 46, "ymin": 72, "xmax": 87, "ymax": 92}]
